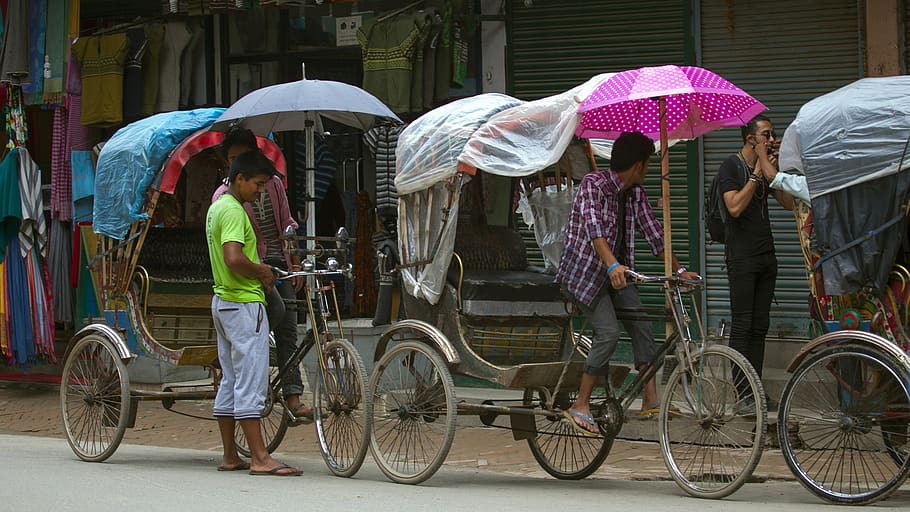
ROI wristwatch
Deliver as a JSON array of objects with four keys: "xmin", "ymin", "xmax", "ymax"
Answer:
[{"xmin": 676, "ymin": 266, "xmax": 687, "ymax": 275}]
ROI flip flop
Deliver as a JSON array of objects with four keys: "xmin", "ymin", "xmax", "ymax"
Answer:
[
  {"xmin": 217, "ymin": 461, "xmax": 250, "ymax": 472},
  {"xmin": 639, "ymin": 402, "xmax": 681, "ymax": 420},
  {"xmin": 287, "ymin": 404, "xmax": 314, "ymax": 426},
  {"xmin": 562, "ymin": 408, "xmax": 599, "ymax": 437},
  {"xmin": 249, "ymin": 463, "xmax": 303, "ymax": 477}
]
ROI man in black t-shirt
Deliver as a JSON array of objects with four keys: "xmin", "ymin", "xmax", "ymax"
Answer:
[{"xmin": 717, "ymin": 114, "xmax": 793, "ymax": 412}]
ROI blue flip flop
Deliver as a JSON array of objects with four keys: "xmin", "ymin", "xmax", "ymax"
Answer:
[{"xmin": 563, "ymin": 408, "xmax": 599, "ymax": 437}]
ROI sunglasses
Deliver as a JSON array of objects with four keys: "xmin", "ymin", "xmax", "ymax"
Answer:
[{"xmin": 756, "ymin": 130, "xmax": 777, "ymax": 139}]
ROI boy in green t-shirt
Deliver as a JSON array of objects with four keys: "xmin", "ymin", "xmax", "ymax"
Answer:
[{"xmin": 206, "ymin": 150, "xmax": 301, "ymax": 476}]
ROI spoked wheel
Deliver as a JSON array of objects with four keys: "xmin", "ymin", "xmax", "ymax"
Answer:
[
  {"xmin": 60, "ymin": 333, "xmax": 131, "ymax": 462},
  {"xmin": 660, "ymin": 344, "xmax": 767, "ymax": 499},
  {"xmin": 370, "ymin": 339, "xmax": 456, "ymax": 484},
  {"xmin": 235, "ymin": 344, "xmax": 288, "ymax": 457},
  {"xmin": 315, "ymin": 338, "xmax": 372, "ymax": 477},
  {"xmin": 778, "ymin": 344, "xmax": 910, "ymax": 505},
  {"xmin": 522, "ymin": 387, "xmax": 615, "ymax": 479}
]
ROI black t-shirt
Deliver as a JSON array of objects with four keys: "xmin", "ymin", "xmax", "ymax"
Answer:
[{"xmin": 717, "ymin": 154, "xmax": 774, "ymax": 260}]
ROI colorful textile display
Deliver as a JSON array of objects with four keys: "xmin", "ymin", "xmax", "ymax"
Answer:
[
  {"xmin": 50, "ymin": 104, "xmax": 71, "ymax": 220},
  {"xmin": 42, "ymin": 0, "xmax": 70, "ymax": 103},
  {"xmin": 0, "ymin": 147, "xmax": 22, "ymax": 261},
  {"xmin": 21, "ymin": 0, "xmax": 46, "ymax": 104},
  {"xmin": 17, "ymin": 146, "xmax": 46, "ymax": 258}
]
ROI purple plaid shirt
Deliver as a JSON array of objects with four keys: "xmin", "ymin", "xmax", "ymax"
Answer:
[{"xmin": 556, "ymin": 171, "xmax": 664, "ymax": 306}]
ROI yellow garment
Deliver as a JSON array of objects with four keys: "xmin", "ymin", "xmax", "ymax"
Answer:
[{"xmin": 72, "ymin": 34, "xmax": 129, "ymax": 126}]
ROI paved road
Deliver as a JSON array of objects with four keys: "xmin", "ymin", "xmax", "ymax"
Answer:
[{"xmin": 5, "ymin": 434, "xmax": 910, "ymax": 511}]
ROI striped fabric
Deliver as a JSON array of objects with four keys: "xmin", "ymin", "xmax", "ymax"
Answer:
[
  {"xmin": 50, "ymin": 104, "xmax": 72, "ymax": 220},
  {"xmin": 17, "ymin": 147, "xmax": 47, "ymax": 259},
  {"xmin": 364, "ymin": 124, "xmax": 405, "ymax": 215}
]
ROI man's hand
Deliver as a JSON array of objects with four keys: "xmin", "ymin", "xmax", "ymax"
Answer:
[
  {"xmin": 609, "ymin": 263, "xmax": 629, "ymax": 289},
  {"xmin": 258, "ymin": 263, "xmax": 276, "ymax": 292},
  {"xmin": 679, "ymin": 271, "xmax": 701, "ymax": 281}
]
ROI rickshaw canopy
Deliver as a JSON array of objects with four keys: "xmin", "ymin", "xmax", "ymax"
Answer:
[
  {"xmin": 779, "ymin": 76, "xmax": 910, "ymax": 295},
  {"xmin": 93, "ymin": 108, "xmax": 225, "ymax": 240}
]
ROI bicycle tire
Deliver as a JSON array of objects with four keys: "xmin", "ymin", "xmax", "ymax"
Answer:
[
  {"xmin": 659, "ymin": 344, "xmax": 767, "ymax": 499},
  {"xmin": 778, "ymin": 343, "xmax": 910, "ymax": 505},
  {"xmin": 315, "ymin": 338, "xmax": 372, "ymax": 477}
]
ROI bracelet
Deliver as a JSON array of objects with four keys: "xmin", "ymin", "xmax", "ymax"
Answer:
[
  {"xmin": 607, "ymin": 261, "xmax": 620, "ymax": 274},
  {"xmin": 676, "ymin": 266, "xmax": 687, "ymax": 275},
  {"xmin": 749, "ymin": 175, "xmax": 762, "ymax": 184}
]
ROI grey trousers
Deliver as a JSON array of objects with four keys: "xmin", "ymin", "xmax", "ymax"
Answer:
[
  {"xmin": 212, "ymin": 297, "xmax": 269, "ymax": 420},
  {"xmin": 265, "ymin": 280, "xmax": 303, "ymax": 397},
  {"xmin": 578, "ymin": 285, "xmax": 657, "ymax": 376}
]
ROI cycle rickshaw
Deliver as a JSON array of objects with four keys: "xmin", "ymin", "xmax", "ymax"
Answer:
[
  {"xmin": 774, "ymin": 75, "xmax": 910, "ymax": 505},
  {"xmin": 366, "ymin": 87, "xmax": 767, "ymax": 498},
  {"xmin": 59, "ymin": 108, "xmax": 371, "ymax": 477}
]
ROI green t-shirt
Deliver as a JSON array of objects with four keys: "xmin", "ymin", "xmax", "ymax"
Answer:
[{"xmin": 206, "ymin": 194, "xmax": 265, "ymax": 303}]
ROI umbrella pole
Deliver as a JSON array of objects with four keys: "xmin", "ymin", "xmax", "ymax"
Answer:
[
  {"xmin": 659, "ymin": 97, "xmax": 671, "ymax": 276},
  {"xmin": 306, "ymin": 118, "xmax": 316, "ymax": 298}
]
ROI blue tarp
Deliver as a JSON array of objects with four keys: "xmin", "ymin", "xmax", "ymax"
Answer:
[{"xmin": 92, "ymin": 108, "xmax": 226, "ymax": 240}]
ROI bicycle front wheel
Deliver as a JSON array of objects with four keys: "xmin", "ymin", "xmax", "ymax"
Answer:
[
  {"xmin": 778, "ymin": 344, "xmax": 910, "ymax": 505},
  {"xmin": 659, "ymin": 344, "xmax": 767, "ymax": 499},
  {"xmin": 315, "ymin": 338, "xmax": 372, "ymax": 477}
]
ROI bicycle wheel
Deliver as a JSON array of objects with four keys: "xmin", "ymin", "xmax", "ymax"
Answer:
[
  {"xmin": 659, "ymin": 344, "xmax": 766, "ymax": 499},
  {"xmin": 523, "ymin": 387, "xmax": 615, "ymax": 479},
  {"xmin": 369, "ymin": 339, "xmax": 456, "ymax": 484},
  {"xmin": 60, "ymin": 334, "xmax": 131, "ymax": 462},
  {"xmin": 778, "ymin": 344, "xmax": 910, "ymax": 505},
  {"xmin": 235, "ymin": 347, "xmax": 288, "ymax": 457},
  {"xmin": 315, "ymin": 338, "xmax": 372, "ymax": 477}
]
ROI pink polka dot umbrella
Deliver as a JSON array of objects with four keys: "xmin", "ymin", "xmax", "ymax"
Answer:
[
  {"xmin": 576, "ymin": 65, "xmax": 766, "ymax": 140},
  {"xmin": 576, "ymin": 65, "xmax": 766, "ymax": 276}
]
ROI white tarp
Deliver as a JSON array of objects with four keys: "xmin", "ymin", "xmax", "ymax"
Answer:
[{"xmin": 778, "ymin": 76, "xmax": 910, "ymax": 199}]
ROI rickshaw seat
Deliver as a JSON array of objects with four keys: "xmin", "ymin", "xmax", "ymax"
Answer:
[{"xmin": 138, "ymin": 227, "xmax": 213, "ymax": 283}]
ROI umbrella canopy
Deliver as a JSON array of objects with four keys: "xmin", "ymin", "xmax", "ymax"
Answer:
[
  {"xmin": 576, "ymin": 65, "xmax": 765, "ymax": 140},
  {"xmin": 210, "ymin": 78, "xmax": 401, "ymax": 135},
  {"xmin": 575, "ymin": 65, "xmax": 765, "ymax": 278},
  {"xmin": 211, "ymin": 78, "xmax": 400, "ymax": 243}
]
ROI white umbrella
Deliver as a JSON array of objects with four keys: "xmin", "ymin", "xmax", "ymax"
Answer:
[{"xmin": 212, "ymin": 74, "xmax": 401, "ymax": 241}]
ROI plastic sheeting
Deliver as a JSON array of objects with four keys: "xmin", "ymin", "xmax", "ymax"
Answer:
[
  {"xmin": 777, "ymin": 76, "xmax": 910, "ymax": 295},
  {"xmin": 515, "ymin": 183, "xmax": 574, "ymax": 273},
  {"xmin": 459, "ymin": 74, "xmax": 615, "ymax": 178},
  {"xmin": 93, "ymin": 108, "xmax": 226, "ymax": 240},
  {"xmin": 395, "ymin": 94, "xmax": 525, "ymax": 196},
  {"xmin": 778, "ymin": 76, "xmax": 910, "ymax": 199}
]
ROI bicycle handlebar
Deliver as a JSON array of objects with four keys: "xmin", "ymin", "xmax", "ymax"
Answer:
[
  {"xmin": 272, "ymin": 267, "xmax": 344, "ymax": 279},
  {"xmin": 624, "ymin": 269, "xmax": 704, "ymax": 287}
]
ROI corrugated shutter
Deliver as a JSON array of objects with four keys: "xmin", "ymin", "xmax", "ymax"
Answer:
[
  {"xmin": 700, "ymin": 0, "xmax": 864, "ymax": 338},
  {"xmin": 508, "ymin": 0, "xmax": 694, "ymax": 349},
  {"xmin": 905, "ymin": 0, "xmax": 910, "ymax": 73}
]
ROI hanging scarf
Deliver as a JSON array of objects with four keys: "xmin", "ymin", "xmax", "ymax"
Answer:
[
  {"xmin": 6, "ymin": 238, "xmax": 35, "ymax": 365},
  {"xmin": 0, "ymin": 147, "xmax": 21, "ymax": 261},
  {"xmin": 0, "ymin": 259, "xmax": 8, "ymax": 363},
  {"xmin": 0, "ymin": 0, "xmax": 28, "ymax": 84},
  {"xmin": 21, "ymin": 0, "xmax": 46, "ymax": 104},
  {"xmin": 42, "ymin": 0, "xmax": 68, "ymax": 104},
  {"xmin": 18, "ymin": 146, "xmax": 47, "ymax": 259},
  {"xmin": 6, "ymin": 83, "xmax": 27, "ymax": 144}
]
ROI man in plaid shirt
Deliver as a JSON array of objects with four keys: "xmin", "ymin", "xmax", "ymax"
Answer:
[{"xmin": 556, "ymin": 132, "xmax": 699, "ymax": 435}]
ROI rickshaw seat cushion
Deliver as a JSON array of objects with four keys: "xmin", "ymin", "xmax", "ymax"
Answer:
[{"xmin": 458, "ymin": 269, "xmax": 564, "ymax": 303}]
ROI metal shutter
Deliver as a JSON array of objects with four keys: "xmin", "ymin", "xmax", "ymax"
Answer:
[{"xmin": 700, "ymin": 0, "xmax": 864, "ymax": 338}]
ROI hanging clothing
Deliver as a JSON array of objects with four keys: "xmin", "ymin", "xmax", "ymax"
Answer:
[
  {"xmin": 155, "ymin": 20, "xmax": 192, "ymax": 112},
  {"xmin": 179, "ymin": 19, "xmax": 204, "ymax": 108},
  {"xmin": 364, "ymin": 125, "xmax": 405, "ymax": 219},
  {"xmin": 357, "ymin": 15, "xmax": 421, "ymax": 114},
  {"xmin": 72, "ymin": 33, "xmax": 129, "ymax": 125},
  {"xmin": 22, "ymin": 0, "xmax": 46, "ymax": 104},
  {"xmin": 5, "ymin": 237, "xmax": 35, "ymax": 364},
  {"xmin": 294, "ymin": 135, "xmax": 337, "ymax": 209},
  {"xmin": 71, "ymin": 150, "xmax": 94, "ymax": 223},
  {"xmin": 42, "ymin": 0, "xmax": 69, "ymax": 103},
  {"xmin": 65, "ymin": 43, "xmax": 91, "ymax": 151},
  {"xmin": 49, "ymin": 219, "xmax": 73, "ymax": 326},
  {"xmin": 141, "ymin": 23, "xmax": 165, "ymax": 115},
  {"xmin": 0, "ymin": 0, "xmax": 28, "ymax": 83},
  {"xmin": 122, "ymin": 27, "xmax": 148, "ymax": 120},
  {"xmin": 0, "ymin": 148, "xmax": 22, "ymax": 261},
  {"xmin": 17, "ymin": 147, "xmax": 47, "ymax": 259},
  {"xmin": 50, "ymin": 104, "xmax": 72, "ymax": 220}
]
